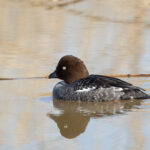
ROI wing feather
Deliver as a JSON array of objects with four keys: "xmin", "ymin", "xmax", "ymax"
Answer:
[{"xmin": 72, "ymin": 75, "xmax": 144, "ymax": 91}]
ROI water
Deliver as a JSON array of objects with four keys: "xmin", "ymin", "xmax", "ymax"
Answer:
[{"xmin": 0, "ymin": 0, "xmax": 150, "ymax": 149}]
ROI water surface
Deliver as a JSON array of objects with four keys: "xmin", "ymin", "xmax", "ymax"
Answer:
[{"xmin": 0, "ymin": 0, "xmax": 150, "ymax": 150}]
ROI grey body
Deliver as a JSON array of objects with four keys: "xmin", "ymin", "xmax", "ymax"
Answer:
[{"xmin": 53, "ymin": 81, "xmax": 149, "ymax": 102}]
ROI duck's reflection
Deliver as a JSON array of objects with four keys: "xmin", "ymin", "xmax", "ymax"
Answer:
[{"xmin": 47, "ymin": 99, "xmax": 142, "ymax": 139}]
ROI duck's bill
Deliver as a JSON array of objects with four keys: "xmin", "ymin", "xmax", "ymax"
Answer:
[{"xmin": 46, "ymin": 71, "xmax": 58, "ymax": 79}]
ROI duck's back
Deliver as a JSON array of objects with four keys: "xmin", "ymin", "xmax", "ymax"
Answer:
[{"xmin": 53, "ymin": 75, "xmax": 149, "ymax": 101}]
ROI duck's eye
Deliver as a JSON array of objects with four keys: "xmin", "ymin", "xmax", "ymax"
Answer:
[{"xmin": 62, "ymin": 66, "xmax": 67, "ymax": 70}]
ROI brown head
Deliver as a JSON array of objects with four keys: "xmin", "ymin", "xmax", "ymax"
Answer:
[{"xmin": 47, "ymin": 55, "xmax": 89, "ymax": 83}]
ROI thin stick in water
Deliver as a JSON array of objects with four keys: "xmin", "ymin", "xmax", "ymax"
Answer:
[
  {"xmin": 0, "ymin": 77, "xmax": 46, "ymax": 80},
  {"xmin": 0, "ymin": 73, "xmax": 150, "ymax": 81},
  {"xmin": 107, "ymin": 74, "xmax": 150, "ymax": 78}
]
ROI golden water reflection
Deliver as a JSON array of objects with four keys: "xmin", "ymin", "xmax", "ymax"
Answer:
[
  {"xmin": 0, "ymin": 0, "xmax": 150, "ymax": 149},
  {"xmin": 48, "ymin": 99, "xmax": 142, "ymax": 139}
]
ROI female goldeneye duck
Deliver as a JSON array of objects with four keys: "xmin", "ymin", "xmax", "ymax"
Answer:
[{"xmin": 47, "ymin": 55, "xmax": 150, "ymax": 101}]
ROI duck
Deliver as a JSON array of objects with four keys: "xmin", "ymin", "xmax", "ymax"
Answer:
[{"xmin": 47, "ymin": 55, "xmax": 150, "ymax": 101}]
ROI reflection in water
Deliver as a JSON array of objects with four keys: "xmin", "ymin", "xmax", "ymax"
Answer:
[
  {"xmin": 30, "ymin": 0, "xmax": 83, "ymax": 9},
  {"xmin": 48, "ymin": 111, "xmax": 89, "ymax": 139},
  {"xmin": 0, "ymin": 0, "xmax": 150, "ymax": 149},
  {"xmin": 48, "ymin": 99, "xmax": 142, "ymax": 139}
]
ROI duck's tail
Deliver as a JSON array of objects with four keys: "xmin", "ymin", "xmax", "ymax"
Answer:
[{"xmin": 121, "ymin": 89, "xmax": 150, "ymax": 100}]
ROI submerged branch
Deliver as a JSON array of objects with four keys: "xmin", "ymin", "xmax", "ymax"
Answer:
[
  {"xmin": 0, "ymin": 74, "xmax": 150, "ymax": 81},
  {"xmin": 106, "ymin": 74, "xmax": 150, "ymax": 78}
]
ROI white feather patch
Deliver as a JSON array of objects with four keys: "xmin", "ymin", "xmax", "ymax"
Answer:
[
  {"xmin": 76, "ymin": 87, "xmax": 96, "ymax": 92},
  {"xmin": 112, "ymin": 87, "xmax": 123, "ymax": 91}
]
